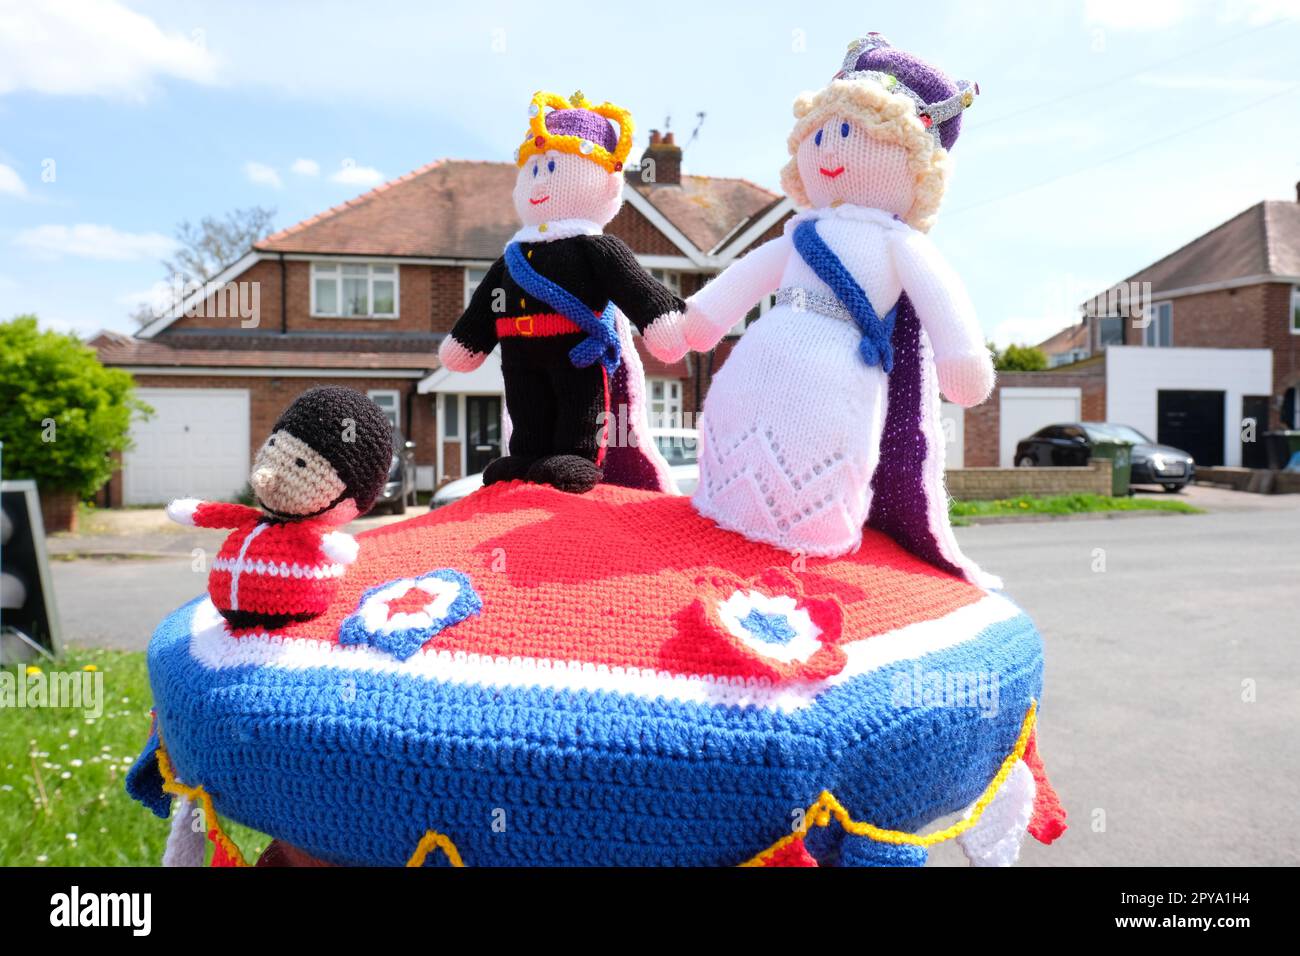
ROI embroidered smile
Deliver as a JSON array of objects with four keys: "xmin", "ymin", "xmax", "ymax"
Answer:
[
  {"xmin": 819, "ymin": 166, "xmax": 845, "ymax": 179},
  {"xmin": 529, "ymin": 196, "xmax": 550, "ymax": 205}
]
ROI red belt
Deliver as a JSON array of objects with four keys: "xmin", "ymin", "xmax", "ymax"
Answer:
[{"xmin": 496, "ymin": 314, "xmax": 583, "ymax": 338}]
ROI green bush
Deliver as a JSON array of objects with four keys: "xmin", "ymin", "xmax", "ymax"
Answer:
[{"xmin": 0, "ymin": 316, "xmax": 151, "ymax": 497}]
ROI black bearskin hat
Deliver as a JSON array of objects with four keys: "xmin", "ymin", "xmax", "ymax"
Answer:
[{"xmin": 272, "ymin": 386, "xmax": 393, "ymax": 514}]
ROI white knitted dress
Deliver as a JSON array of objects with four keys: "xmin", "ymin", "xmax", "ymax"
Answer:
[{"xmin": 691, "ymin": 203, "xmax": 989, "ymax": 558}]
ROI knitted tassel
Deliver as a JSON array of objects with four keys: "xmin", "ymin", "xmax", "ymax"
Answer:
[
  {"xmin": 162, "ymin": 795, "xmax": 205, "ymax": 868},
  {"xmin": 956, "ymin": 758, "xmax": 1035, "ymax": 867}
]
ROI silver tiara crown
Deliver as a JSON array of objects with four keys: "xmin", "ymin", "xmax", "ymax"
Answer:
[{"xmin": 833, "ymin": 33, "xmax": 977, "ymax": 145}]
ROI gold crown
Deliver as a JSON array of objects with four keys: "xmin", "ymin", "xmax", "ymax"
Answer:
[{"xmin": 514, "ymin": 90, "xmax": 634, "ymax": 174}]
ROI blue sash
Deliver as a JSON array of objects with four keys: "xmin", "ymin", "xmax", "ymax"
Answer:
[
  {"xmin": 503, "ymin": 242, "xmax": 621, "ymax": 375},
  {"xmin": 791, "ymin": 219, "xmax": 896, "ymax": 372}
]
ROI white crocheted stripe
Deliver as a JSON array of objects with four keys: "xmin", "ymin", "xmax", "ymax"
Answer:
[
  {"xmin": 211, "ymin": 556, "xmax": 346, "ymax": 580},
  {"xmin": 956, "ymin": 758, "xmax": 1035, "ymax": 867},
  {"xmin": 185, "ymin": 590, "xmax": 1023, "ymax": 712},
  {"xmin": 162, "ymin": 794, "xmax": 205, "ymax": 868}
]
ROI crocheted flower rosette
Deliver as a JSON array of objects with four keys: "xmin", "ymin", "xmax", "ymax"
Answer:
[{"xmin": 128, "ymin": 482, "xmax": 1064, "ymax": 866}]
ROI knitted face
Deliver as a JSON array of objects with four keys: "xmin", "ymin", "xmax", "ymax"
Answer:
[
  {"xmin": 513, "ymin": 151, "xmax": 622, "ymax": 227},
  {"xmin": 250, "ymin": 430, "xmax": 347, "ymax": 517},
  {"xmin": 795, "ymin": 117, "xmax": 915, "ymax": 216}
]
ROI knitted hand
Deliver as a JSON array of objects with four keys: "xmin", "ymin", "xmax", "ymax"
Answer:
[
  {"xmin": 641, "ymin": 310, "xmax": 689, "ymax": 362},
  {"xmin": 936, "ymin": 352, "xmax": 995, "ymax": 407},
  {"xmin": 438, "ymin": 336, "xmax": 487, "ymax": 373},
  {"xmin": 682, "ymin": 300, "xmax": 728, "ymax": 352}
]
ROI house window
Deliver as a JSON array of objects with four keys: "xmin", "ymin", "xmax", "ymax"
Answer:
[
  {"xmin": 1291, "ymin": 286, "xmax": 1300, "ymax": 335},
  {"xmin": 731, "ymin": 293, "xmax": 776, "ymax": 337},
  {"xmin": 442, "ymin": 394, "xmax": 460, "ymax": 439},
  {"xmin": 312, "ymin": 262, "xmax": 398, "ymax": 317},
  {"xmin": 1098, "ymin": 316, "xmax": 1124, "ymax": 347},
  {"xmin": 650, "ymin": 268, "xmax": 682, "ymax": 296},
  {"xmin": 648, "ymin": 377, "xmax": 682, "ymax": 428},
  {"xmin": 465, "ymin": 267, "xmax": 489, "ymax": 308},
  {"xmin": 1144, "ymin": 301, "xmax": 1172, "ymax": 347},
  {"xmin": 368, "ymin": 390, "xmax": 400, "ymax": 430}
]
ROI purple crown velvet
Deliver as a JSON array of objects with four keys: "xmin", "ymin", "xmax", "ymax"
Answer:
[
  {"xmin": 544, "ymin": 108, "xmax": 618, "ymax": 153},
  {"xmin": 853, "ymin": 46, "xmax": 964, "ymax": 150}
]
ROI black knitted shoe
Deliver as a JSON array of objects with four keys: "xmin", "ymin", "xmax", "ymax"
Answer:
[
  {"xmin": 482, "ymin": 455, "xmax": 539, "ymax": 486},
  {"xmin": 525, "ymin": 455, "xmax": 603, "ymax": 494}
]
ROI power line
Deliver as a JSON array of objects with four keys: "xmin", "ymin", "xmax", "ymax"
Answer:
[
  {"xmin": 972, "ymin": 17, "xmax": 1287, "ymax": 130},
  {"xmin": 948, "ymin": 81, "xmax": 1298, "ymax": 216}
]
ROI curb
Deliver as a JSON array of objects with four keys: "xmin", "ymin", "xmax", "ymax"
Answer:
[{"xmin": 955, "ymin": 509, "xmax": 1194, "ymax": 526}]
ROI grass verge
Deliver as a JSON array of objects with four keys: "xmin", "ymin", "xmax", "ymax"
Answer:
[
  {"xmin": 949, "ymin": 492, "xmax": 1203, "ymax": 525},
  {"xmin": 0, "ymin": 647, "xmax": 269, "ymax": 866}
]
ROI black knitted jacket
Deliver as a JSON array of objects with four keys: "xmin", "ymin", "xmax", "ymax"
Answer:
[{"xmin": 447, "ymin": 234, "xmax": 684, "ymax": 368}]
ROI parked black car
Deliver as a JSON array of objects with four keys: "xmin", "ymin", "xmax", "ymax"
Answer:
[
  {"xmin": 372, "ymin": 431, "xmax": 417, "ymax": 514},
  {"xmin": 1014, "ymin": 422, "xmax": 1195, "ymax": 492}
]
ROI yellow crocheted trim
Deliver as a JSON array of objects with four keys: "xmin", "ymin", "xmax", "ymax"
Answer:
[
  {"xmin": 156, "ymin": 742, "xmax": 249, "ymax": 867},
  {"xmin": 516, "ymin": 90, "xmax": 634, "ymax": 173},
  {"xmin": 740, "ymin": 700, "xmax": 1038, "ymax": 866},
  {"xmin": 406, "ymin": 829, "xmax": 466, "ymax": 868}
]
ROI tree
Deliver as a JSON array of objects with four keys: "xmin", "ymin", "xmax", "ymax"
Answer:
[
  {"xmin": 992, "ymin": 343, "xmax": 1049, "ymax": 372},
  {"xmin": 130, "ymin": 206, "xmax": 275, "ymax": 327},
  {"xmin": 0, "ymin": 316, "xmax": 151, "ymax": 497}
]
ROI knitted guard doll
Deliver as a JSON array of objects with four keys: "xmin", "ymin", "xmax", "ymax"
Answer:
[
  {"xmin": 165, "ymin": 386, "xmax": 392, "ymax": 630},
  {"xmin": 437, "ymin": 90, "xmax": 689, "ymax": 495},
  {"xmin": 678, "ymin": 34, "xmax": 996, "ymax": 586}
]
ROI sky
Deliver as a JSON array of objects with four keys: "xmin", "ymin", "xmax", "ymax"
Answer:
[{"xmin": 1, "ymin": 0, "xmax": 1298, "ymax": 346}]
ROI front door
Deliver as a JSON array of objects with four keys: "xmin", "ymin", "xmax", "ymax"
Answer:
[
  {"xmin": 1157, "ymin": 389, "xmax": 1225, "ymax": 467},
  {"xmin": 465, "ymin": 396, "xmax": 502, "ymax": 474}
]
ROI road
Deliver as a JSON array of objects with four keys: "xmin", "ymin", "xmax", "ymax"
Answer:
[{"xmin": 45, "ymin": 488, "xmax": 1300, "ymax": 865}]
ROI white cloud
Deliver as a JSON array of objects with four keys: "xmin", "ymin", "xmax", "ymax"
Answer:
[
  {"xmin": 0, "ymin": 0, "xmax": 220, "ymax": 99},
  {"xmin": 290, "ymin": 158, "xmax": 320, "ymax": 177},
  {"xmin": 13, "ymin": 224, "xmax": 176, "ymax": 261},
  {"xmin": 330, "ymin": 161, "xmax": 384, "ymax": 186},
  {"xmin": 0, "ymin": 163, "xmax": 28, "ymax": 198},
  {"xmin": 244, "ymin": 161, "xmax": 282, "ymax": 188}
]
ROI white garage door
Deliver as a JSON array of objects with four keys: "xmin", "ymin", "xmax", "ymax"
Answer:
[
  {"xmin": 124, "ymin": 388, "xmax": 250, "ymax": 505},
  {"xmin": 999, "ymin": 387, "xmax": 1082, "ymax": 467}
]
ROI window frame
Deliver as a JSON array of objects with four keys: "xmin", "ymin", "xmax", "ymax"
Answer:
[
  {"xmin": 464, "ymin": 267, "xmax": 489, "ymax": 309},
  {"xmin": 1291, "ymin": 285, "xmax": 1300, "ymax": 335},
  {"xmin": 367, "ymin": 389, "xmax": 401, "ymax": 431},
  {"xmin": 310, "ymin": 261, "xmax": 400, "ymax": 319},
  {"xmin": 1143, "ymin": 300, "xmax": 1172, "ymax": 347},
  {"xmin": 647, "ymin": 377, "xmax": 683, "ymax": 429}
]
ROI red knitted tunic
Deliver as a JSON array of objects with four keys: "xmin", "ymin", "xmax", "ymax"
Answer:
[{"xmin": 180, "ymin": 501, "xmax": 357, "ymax": 625}]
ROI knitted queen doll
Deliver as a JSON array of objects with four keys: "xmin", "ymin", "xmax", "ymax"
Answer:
[
  {"xmin": 437, "ymin": 91, "xmax": 689, "ymax": 495},
  {"xmin": 165, "ymin": 386, "xmax": 393, "ymax": 630},
  {"xmin": 679, "ymin": 34, "xmax": 996, "ymax": 586}
]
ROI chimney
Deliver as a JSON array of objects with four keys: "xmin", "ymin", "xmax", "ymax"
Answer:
[
  {"xmin": 1295, "ymin": 180, "xmax": 1300, "ymax": 203},
  {"xmin": 628, "ymin": 128, "xmax": 682, "ymax": 187}
]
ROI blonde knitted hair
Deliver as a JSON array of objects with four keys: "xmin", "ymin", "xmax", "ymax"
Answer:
[{"xmin": 780, "ymin": 79, "xmax": 952, "ymax": 232}]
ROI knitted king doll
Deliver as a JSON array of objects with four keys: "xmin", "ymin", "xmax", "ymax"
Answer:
[
  {"xmin": 677, "ymin": 34, "xmax": 996, "ymax": 586},
  {"xmin": 437, "ymin": 91, "xmax": 689, "ymax": 495},
  {"xmin": 165, "ymin": 386, "xmax": 393, "ymax": 630}
]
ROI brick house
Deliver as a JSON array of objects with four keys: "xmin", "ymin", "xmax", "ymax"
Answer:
[
  {"xmin": 91, "ymin": 135, "xmax": 794, "ymax": 505},
  {"xmin": 959, "ymin": 188, "xmax": 1299, "ymax": 469}
]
